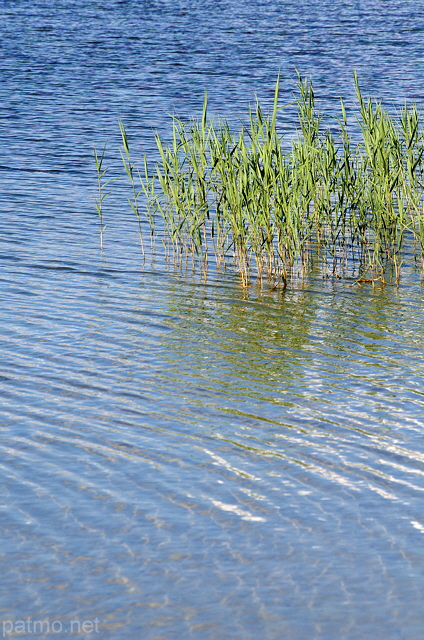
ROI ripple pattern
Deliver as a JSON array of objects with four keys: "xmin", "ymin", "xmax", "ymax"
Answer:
[{"xmin": 1, "ymin": 1, "xmax": 424, "ymax": 638}]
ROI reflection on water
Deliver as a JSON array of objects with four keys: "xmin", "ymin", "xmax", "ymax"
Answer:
[
  {"xmin": 3, "ymin": 258, "xmax": 423, "ymax": 638},
  {"xmin": 1, "ymin": 0, "xmax": 424, "ymax": 638}
]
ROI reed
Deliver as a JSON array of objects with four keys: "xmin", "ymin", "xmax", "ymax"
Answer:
[
  {"xmin": 93, "ymin": 142, "xmax": 116, "ymax": 250},
  {"xmin": 105, "ymin": 74, "xmax": 424, "ymax": 286},
  {"xmin": 119, "ymin": 120, "xmax": 146, "ymax": 258}
]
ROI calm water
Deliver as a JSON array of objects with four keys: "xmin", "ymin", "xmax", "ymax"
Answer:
[{"xmin": 1, "ymin": 1, "xmax": 424, "ymax": 638}]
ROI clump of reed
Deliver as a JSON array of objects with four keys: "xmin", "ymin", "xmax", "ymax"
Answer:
[{"xmin": 111, "ymin": 73, "xmax": 424, "ymax": 286}]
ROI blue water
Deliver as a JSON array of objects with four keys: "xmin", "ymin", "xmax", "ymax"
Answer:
[{"xmin": 1, "ymin": 1, "xmax": 424, "ymax": 639}]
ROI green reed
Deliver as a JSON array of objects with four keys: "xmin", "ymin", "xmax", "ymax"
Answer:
[
  {"xmin": 93, "ymin": 142, "xmax": 116, "ymax": 250},
  {"xmin": 106, "ymin": 74, "xmax": 424, "ymax": 286},
  {"xmin": 119, "ymin": 120, "xmax": 146, "ymax": 258}
]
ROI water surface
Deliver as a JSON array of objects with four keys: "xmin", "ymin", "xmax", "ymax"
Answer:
[{"xmin": 1, "ymin": 1, "xmax": 424, "ymax": 638}]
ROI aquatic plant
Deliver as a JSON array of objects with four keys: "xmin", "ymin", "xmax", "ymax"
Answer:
[
  {"xmin": 119, "ymin": 120, "xmax": 146, "ymax": 258},
  {"xmin": 93, "ymin": 142, "xmax": 117, "ymax": 250},
  {"xmin": 105, "ymin": 74, "xmax": 424, "ymax": 286},
  {"xmin": 93, "ymin": 143, "xmax": 108, "ymax": 250}
]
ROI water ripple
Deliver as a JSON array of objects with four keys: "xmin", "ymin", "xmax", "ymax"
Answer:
[{"xmin": 1, "ymin": 0, "xmax": 424, "ymax": 638}]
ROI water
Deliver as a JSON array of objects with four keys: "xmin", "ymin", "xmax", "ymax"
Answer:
[{"xmin": 1, "ymin": 1, "xmax": 424, "ymax": 638}]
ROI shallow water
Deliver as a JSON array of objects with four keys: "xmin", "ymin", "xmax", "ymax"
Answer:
[{"xmin": 1, "ymin": 1, "xmax": 424, "ymax": 639}]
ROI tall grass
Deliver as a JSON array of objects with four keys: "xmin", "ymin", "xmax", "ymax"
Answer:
[{"xmin": 107, "ymin": 74, "xmax": 424, "ymax": 286}]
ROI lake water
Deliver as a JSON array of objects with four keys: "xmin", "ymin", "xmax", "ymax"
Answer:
[{"xmin": 1, "ymin": 1, "xmax": 424, "ymax": 638}]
